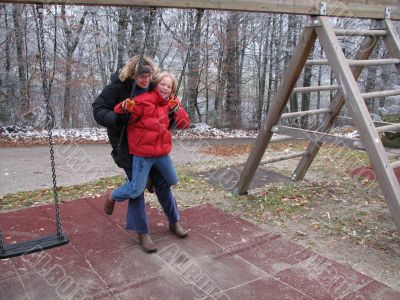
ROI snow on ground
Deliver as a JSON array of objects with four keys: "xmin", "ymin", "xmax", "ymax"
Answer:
[
  {"xmin": 0, "ymin": 123, "xmax": 259, "ymax": 145},
  {"xmin": 0, "ymin": 123, "xmax": 361, "ymax": 146}
]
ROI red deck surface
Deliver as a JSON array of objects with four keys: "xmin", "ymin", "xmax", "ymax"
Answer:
[
  {"xmin": 1, "ymin": 198, "xmax": 399, "ymax": 299},
  {"xmin": 351, "ymin": 166, "xmax": 400, "ymax": 182}
]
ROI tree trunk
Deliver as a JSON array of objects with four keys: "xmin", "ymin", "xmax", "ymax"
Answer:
[
  {"xmin": 317, "ymin": 46, "xmax": 323, "ymax": 109},
  {"xmin": 129, "ymin": 8, "xmax": 144, "ymax": 56},
  {"xmin": 286, "ymin": 15, "xmax": 297, "ymax": 115},
  {"xmin": 301, "ymin": 43, "xmax": 315, "ymax": 129},
  {"xmin": 0, "ymin": 5, "xmax": 14, "ymax": 124},
  {"xmin": 224, "ymin": 12, "xmax": 241, "ymax": 128},
  {"xmin": 214, "ymin": 16, "xmax": 227, "ymax": 127},
  {"xmin": 266, "ymin": 16, "xmax": 277, "ymax": 113},
  {"xmin": 61, "ymin": 5, "xmax": 88, "ymax": 128},
  {"xmin": 116, "ymin": 8, "xmax": 129, "ymax": 71},
  {"xmin": 144, "ymin": 9, "xmax": 157, "ymax": 58},
  {"xmin": 204, "ymin": 13, "xmax": 210, "ymax": 124},
  {"xmin": 365, "ymin": 44, "xmax": 380, "ymax": 112},
  {"xmin": 12, "ymin": 5, "xmax": 29, "ymax": 116},
  {"xmin": 186, "ymin": 9, "xmax": 204, "ymax": 121},
  {"xmin": 256, "ymin": 17, "xmax": 270, "ymax": 128}
]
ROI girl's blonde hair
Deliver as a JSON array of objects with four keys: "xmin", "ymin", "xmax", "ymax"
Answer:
[
  {"xmin": 153, "ymin": 72, "xmax": 178, "ymax": 98},
  {"xmin": 119, "ymin": 55, "xmax": 158, "ymax": 82}
]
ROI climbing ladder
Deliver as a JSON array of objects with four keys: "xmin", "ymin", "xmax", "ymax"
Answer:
[{"xmin": 236, "ymin": 15, "xmax": 400, "ymax": 232}]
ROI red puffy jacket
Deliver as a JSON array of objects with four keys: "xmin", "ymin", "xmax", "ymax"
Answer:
[{"xmin": 114, "ymin": 90, "xmax": 190, "ymax": 157}]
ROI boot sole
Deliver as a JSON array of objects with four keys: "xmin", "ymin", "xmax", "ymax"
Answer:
[{"xmin": 169, "ymin": 228, "xmax": 188, "ymax": 238}]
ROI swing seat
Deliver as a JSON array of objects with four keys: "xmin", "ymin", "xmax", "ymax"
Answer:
[{"xmin": 0, "ymin": 234, "xmax": 69, "ymax": 259}]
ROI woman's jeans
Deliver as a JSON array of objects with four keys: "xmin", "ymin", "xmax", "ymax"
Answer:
[{"xmin": 113, "ymin": 155, "xmax": 180, "ymax": 234}]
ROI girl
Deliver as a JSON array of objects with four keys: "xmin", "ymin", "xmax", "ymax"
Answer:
[{"xmin": 104, "ymin": 71, "xmax": 190, "ymax": 252}]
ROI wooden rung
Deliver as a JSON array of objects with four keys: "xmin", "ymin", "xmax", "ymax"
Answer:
[
  {"xmin": 293, "ymin": 85, "xmax": 339, "ymax": 93},
  {"xmin": 260, "ymin": 151, "xmax": 308, "ymax": 165},
  {"xmin": 334, "ymin": 29, "xmax": 387, "ymax": 37},
  {"xmin": 336, "ymin": 116, "xmax": 393, "ymax": 127},
  {"xmin": 391, "ymin": 161, "xmax": 400, "ymax": 169},
  {"xmin": 362, "ymin": 89, "xmax": 400, "ymax": 99},
  {"xmin": 271, "ymin": 135, "xmax": 303, "ymax": 143},
  {"xmin": 306, "ymin": 58, "xmax": 400, "ymax": 66},
  {"xmin": 376, "ymin": 123, "xmax": 400, "ymax": 133},
  {"xmin": 281, "ymin": 108, "xmax": 331, "ymax": 119},
  {"xmin": 271, "ymin": 125, "xmax": 364, "ymax": 149}
]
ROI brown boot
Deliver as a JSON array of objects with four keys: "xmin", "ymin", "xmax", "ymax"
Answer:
[
  {"xmin": 169, "ymin": 222, "xmax": 188, "ymax": 238},
  {"xmin": 138, "ymin": 234, "xmax": 157, "ymax": 253},
  {"xmin": 103, "ymin": 189, "xmax": 116, "ymax": 215}
]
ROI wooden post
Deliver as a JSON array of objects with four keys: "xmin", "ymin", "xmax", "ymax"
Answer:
[
  {"xmin": 1, "ymin": 0, "xmax": 400, "ymax": 20},
  {"xmin": 383, "ymin": 19, "xmax": 400, "ymax": 73},
  {"xmin": 235, "ymin": 26, "xmax": 316, "ymax": 195},
  {"xmin": 293, "ymin": 33, "xmax": 379, "ymax": 181},
  {"xmin": 316, "ymin": 16, "xmax": 400, "ymax": 233}
]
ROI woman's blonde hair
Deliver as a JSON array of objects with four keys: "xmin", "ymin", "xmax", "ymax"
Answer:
[
  {"xmin": 119, "ymin": 55, "xmax": 158, "ymax": 82},
  {"xmin": 152, "ymin": 72, "xmax": 178, "ymax": 98}
]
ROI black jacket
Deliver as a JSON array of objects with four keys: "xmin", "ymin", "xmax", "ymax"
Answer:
[{"xmin": 92, "ymin": 74, "xmax": 135, "ymax": 168}]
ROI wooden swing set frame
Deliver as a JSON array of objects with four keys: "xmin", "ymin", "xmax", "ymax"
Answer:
[{"xmin": 1, "ymin": 1, "xmax": 400, "ymax": 236}]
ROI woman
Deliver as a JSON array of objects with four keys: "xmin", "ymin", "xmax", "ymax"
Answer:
[{"xmin": 92, "ymin": 55, "xmax": 188, "ymax": 253}]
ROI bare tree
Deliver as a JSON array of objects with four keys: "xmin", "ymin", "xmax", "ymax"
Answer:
[
  {"xmin": 186, "ymin": 9, "xmax": 204, "ymax": 121},
  {"xmin": 12, "ymin": 5, "xmax": 29, "ymax": 116},
  {"xmin": 60, "ymin": 5, "xmax": 88, "ymax": 128},
  {"xmin": 116, "ymin": 8, "xmax": 129, "ymax": 71},
  {"xmin": 224, "ymin": 12, "xmax": 241, "ymax": 128}
]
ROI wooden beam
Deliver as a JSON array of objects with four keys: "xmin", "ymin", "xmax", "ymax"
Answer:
[
  {"xmin": 281, "ymin": 108, "xmax": 331, "ymax": 119},
  {"xmin": 292, "ymin": 85, "xmax": 338, "ymax": 93},
  {"xmin": 316, "ymin": 16, "xmax": 400, "ymax": 233},
  {"xmin": 293, "ymin": 34, "xmax": 380, "ymax": 181},
  {"xmin": 260, "ymin": 151, "xmax": 309, "ymax": 166},
  {"xmin": 271, "ymin": 125, "xmax": 364, "ymax": 149},
  {"xmin": 376, "ymin": 123, "xmax": 400, "ymax": 133},
  {"xmin": 334, "ymin": 29, "xmax": 388, "ymax": 36},
  {"xmin": 383, "ymin": 19, "xmax": 400, "ymax": 73},
  {"xmin": 362, "ymin": 89, "xmax": 400, "ymax": 99},
  {"xmin": 306, "ymin": 58, "xmax": 400, "ymax": 66},
  {"xmin": 236, "ymin": 26, "xmax": 317, "ymax": 195},
  {"xmin": 2, "ymin": 0, "xmax": 400, "ymax": 20}
]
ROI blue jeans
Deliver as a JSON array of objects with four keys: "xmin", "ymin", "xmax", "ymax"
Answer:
[{"xmin": 112, "ymin": 155, "xmax": 178, "ymax": 201}]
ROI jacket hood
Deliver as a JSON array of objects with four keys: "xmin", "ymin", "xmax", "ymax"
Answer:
[{"xmin": 110, "ymin": 73, "xmax": 121, "ymax": 84}]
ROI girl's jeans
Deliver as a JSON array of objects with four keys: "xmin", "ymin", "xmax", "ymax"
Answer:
[
  {"xmin": 123, "ymin": 166, "xmax": 179, "ymax": 234},
  {"xmin": 112, "ymin": 154, "xmax": 178, "ymax": 201}
]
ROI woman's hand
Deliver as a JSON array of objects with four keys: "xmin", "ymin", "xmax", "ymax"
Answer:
[
  {"xmin": 122, "ymin": 98, "xmax": 136, "ymax": 113},
  {"xmin": 168, "ymin": 98, "xmax": 179, "ymax": 113}
]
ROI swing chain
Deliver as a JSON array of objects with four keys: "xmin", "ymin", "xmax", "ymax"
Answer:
[
  {"xmin": 176, "ymin": 9, "xmax": 204, "ymax": 96},
  {"xmin": 37, "ymin": 3, "xmax": 64, "ymax": 240}
]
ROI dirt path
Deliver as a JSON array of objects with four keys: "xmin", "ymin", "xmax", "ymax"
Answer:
[{"xmin": 0, "ymin": 138, "xmax": 256, "ymax": 196}]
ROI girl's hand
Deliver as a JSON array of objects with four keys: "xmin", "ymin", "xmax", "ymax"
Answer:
[
  {"xmin": 122, "ymin": 98, "xmax": 136, "ymax": 113},
  {"xmin": 168, "ymin": 98, "xmax": 179, "ymax": 113}
]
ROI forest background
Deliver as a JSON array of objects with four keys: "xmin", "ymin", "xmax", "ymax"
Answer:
[{"xmin": 0, "ymin": 5, "xmax": 399, "ymax": 130}]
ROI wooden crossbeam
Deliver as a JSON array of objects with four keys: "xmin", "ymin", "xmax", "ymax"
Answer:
[
  {"xmin": 281, "ymin": 108, "xmax": 331, "ymax": 119},
  {"xmin": 334, "ymin": 29, "xmax": 388, "ymax": 36},
  {"xmin": 306, "ymin": 58, "xmax": 400, "ymax": 66},
  {"xmin": 362, "ymin": 89, "xmax": 400, "ymax": 99},
  {"xmin": 2, "ymin": 0, "xmax": 400, "ymax": 20},
  {"xmin": 376, "ymin": 123, "xmax": 400, "ymax": 133},
  {"xmin": 271, "ymin": 125, "xmax": 364, "ymax": 150},
  {"xmin": 293, "ymin": 85, "xmax": 339, "ymax": 93},
  {"xmin": 236, "ymin": 26, "xmax": 317, "ymax": 195},
  {"xmin": 293, "ymin": 34, "xmax": 380, "ymax": 181},
  {"xmin": 260, "ymin": 151, "xmax": 309, "ymax": 166},
  {"xmin": 316, "ymin": 16, "xmax": 400, "ymax": 233}
]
